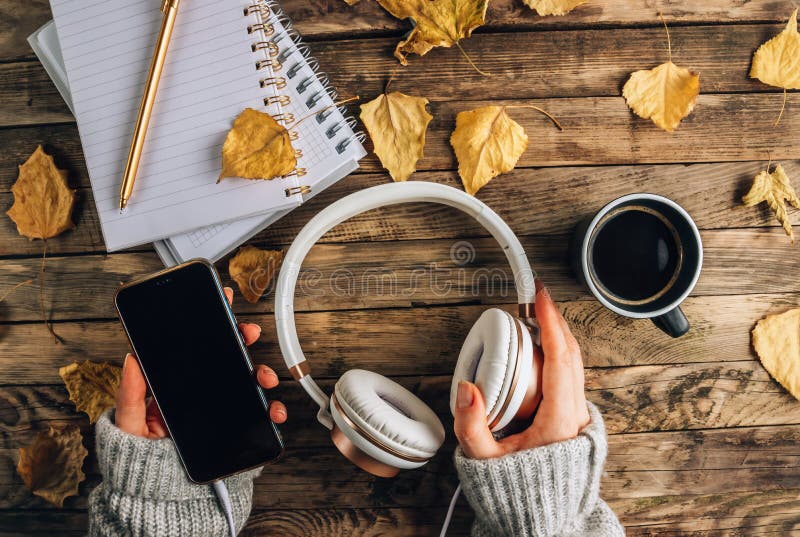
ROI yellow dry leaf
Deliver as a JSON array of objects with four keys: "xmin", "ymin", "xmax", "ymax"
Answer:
[
  {"xmin": 59, "ymin": 361, "xmax": 122, "ymax": 424},
  {"xmin": 742, "ymin": 164, "xmax": 799, "ymax": 242},
  {"xmin": 7, "ymin": 145, "xmax": 76, "ymax": 240},
  {"xmin": 622, "ymin": 62, "xmax": 700, "ymax": 132},
  {"xmin": 450, "ymin": 106, "xmax": 528, "ymax": 196},
  {"xmin": 376, "ymin": 0, "xmax": 488, "ymax": 65},
  {"xmin": 219, "ymin": 108, "xmax": 297, "ymax": 182},
  {"xmin": 750, "ymin": 9, "xmax": 800, "ymax": 90},
  {"xmin": 229, "ymin": 245, "xmax": 284, "ymax": 303},
  {"xmin": 523, "ymin": 0, "xmax": 586, "ymax": 16},
  {"xmin": 360, "ymin": 92, "xmax": 432, "ymax": 182},
  {"xmin": 17, "ymin": 425, "xmax": 87, "ymax": 507},
  {"xmin": 752, "ymin": 307, "xmax": 800, "ymax": 401}
]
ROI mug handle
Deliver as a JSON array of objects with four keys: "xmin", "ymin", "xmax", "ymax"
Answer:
[{"xmin": 652, "ymin": 307, "xmax": 690, "ymax": 338}]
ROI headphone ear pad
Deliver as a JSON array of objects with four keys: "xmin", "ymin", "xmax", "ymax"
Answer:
[
  {"xmin": 451, "ymin": 308, "xmax": 533, "ymax": 431},
  {"xmin": 334, "ymin": 369, "xmax": 445, "ymax": 464}
]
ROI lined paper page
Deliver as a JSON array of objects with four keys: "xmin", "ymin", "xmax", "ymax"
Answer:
[{"xmin": 49, "ymin": 0, "xmax": 301, "ymax": 251}]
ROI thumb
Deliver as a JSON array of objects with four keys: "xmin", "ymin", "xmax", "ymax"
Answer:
[
  {"xmin": 115, "ymin": 354, "xmax": 148, "ymax": 436},
  {"xmin": 453, "ymin": 381, "xmax": 504, "ymax": 459}
]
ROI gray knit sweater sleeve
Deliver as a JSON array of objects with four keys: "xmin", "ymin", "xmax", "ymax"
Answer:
[
  {"xmin": 88, "ymin": 409, "xmax": 260, "ymax": 536},
  {"xmin": 454, "ymin": 402, "xmax": 624, "ymax": 537}
]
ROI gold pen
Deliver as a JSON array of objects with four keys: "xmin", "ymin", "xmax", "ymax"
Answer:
[{"xmin": 119, "ymin": 0, "xmax": 182, "ymax": 210}]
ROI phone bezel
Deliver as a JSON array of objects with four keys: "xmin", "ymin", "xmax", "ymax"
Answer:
[{"xmin": 114, "ymin": 258, "xmax": 284, "ymax": 483}]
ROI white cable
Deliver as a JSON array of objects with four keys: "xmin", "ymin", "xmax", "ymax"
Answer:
[
  {"xmin": 212, "ymin": 480, "xmax": 237, "ymax": 537},
  {"xmin": 439, "ymin": 483, "xmax": 462, "ymax": 537}
]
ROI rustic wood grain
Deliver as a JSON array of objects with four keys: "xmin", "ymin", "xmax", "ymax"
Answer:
[
  {"xmin": 1, "ymin": 93, "xmax": 798, "ymax": 172},
  {"xmin": 5, "ymin": 1, "xmax": 800, "ymax": 533},
  {"xmin": 3, "ymin": 0, "xmax": 799, "ymax": 63},
  {"xmin": 2, "ymin": 228, "xmax": 799, "ymax": 322},
  {"xmin": 5, "ymin": 159, "xmax": 800, "ymax": 257},
  {"xmin": 5, "ymin": 292, "xmax": 800, "ymax": 384},
  {"xmin": 3, "ymin": 362, "xmax": 799, "ymax": 448},
  {"xmin": 2, "ymin": 372, "xmax": 799, "ymax": 510},
  {"xmin": 3, "ymin": 23, "xmax": 794, "ymax": 128}
]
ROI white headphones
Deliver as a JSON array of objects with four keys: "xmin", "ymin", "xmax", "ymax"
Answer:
[{"xmin": 275, "ymin": 182, "xmax": 543, "ymax": 478}]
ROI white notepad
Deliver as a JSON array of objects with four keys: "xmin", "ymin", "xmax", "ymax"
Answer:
[{"xmin": 48, "ymin": 0, "xmax": 365, "ymax": 255}]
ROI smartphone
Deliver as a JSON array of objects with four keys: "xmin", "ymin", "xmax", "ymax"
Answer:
[{"xmin": 114, "ymin": 259, "xmax": 283, "ymax": 483}]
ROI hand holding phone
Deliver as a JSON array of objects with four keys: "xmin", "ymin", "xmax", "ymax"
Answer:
[
  {"xmin": 115, "ymin": 260, "xmax": 285, "ymax": 483},
  {"xmin": 115, "ymin": 287, "xmax": 288, "ymax": 440}
]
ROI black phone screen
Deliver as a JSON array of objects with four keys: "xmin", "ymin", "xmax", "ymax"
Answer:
[{"xmin": 115, "ymin": 261, "xmax": 283, "ymax": 483}]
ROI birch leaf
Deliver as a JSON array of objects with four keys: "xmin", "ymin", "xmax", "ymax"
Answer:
[
  {"xmin": 7, "ymin": 145, "xmax": 75, "ymax": 240},
  {"xmin": 523, "ymin": 0, "xmax": 586, "ymax": 16},
  {"xmin": 742, "ymin": 164, "xmax": 799, "ymax": 242},
  {"xmin": 752, "ymin": 307, "xmax": 800, "ymax": 401},
  {"xmin": 376, "ymin": 0, "xmax": 488, "ymax": 65},
  {"xmin": 219, "ymin": 108, "xmax": 296, "ymax": 181},
  {"xmin": 17, "ymin": 425, "xmax": 87, "ymax": 507},
  {"xmin": 450, "ymin": 106, "xmax": 528, "ymax": 196},
  {"xmin": 360, "ymin": 92, "xmax": 432, "ymax": 182},
  {"xmin": 750, "ymin": 9, "xmax": 800, "ymax": 90},
  {"xmin": 623, "ymin": 62, "xmax": 700, "ymax": 132},
  {"xmin": 59, "ymin": 361, "xmax": 122, "ymax": 424},
  {"xmin": 229, "ymin": 245, "xmax": 284, "ymax": 303}
]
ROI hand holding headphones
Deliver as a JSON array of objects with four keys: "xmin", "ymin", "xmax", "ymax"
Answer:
[
  {"xmin": 275, "ymin": 182, "xmax": 565, "ymax": 477},
  {"xmin": 454, "ymin": 282, "xmax": 591, "ymax": 459}
]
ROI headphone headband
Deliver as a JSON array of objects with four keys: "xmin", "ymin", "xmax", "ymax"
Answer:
[{"xmin": 274, "ymin": 182, "xmax": 535, "ymax": 428}]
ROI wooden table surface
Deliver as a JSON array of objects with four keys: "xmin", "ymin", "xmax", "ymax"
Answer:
[{"xmin": 3, "ymin": 1, "xmax": 800, "ymax": 535}]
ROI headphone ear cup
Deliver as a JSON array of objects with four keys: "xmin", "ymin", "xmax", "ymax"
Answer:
[
  {"xmin": 332, "ymin": 370, "xmax": 445, "ymax": 475},
  {"xmin": 451, "ymin": 308, "xmax": 537, "ymax": 432}
]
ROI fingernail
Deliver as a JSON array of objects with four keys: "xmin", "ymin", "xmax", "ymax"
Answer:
[
  {"xmin": 122, "ymin": 353, "xmax": 131, "ymax": 372},
  {"xmin": 456, "ymin": 381, "xmax": 474, "ymax": 409},
  {"xmin": 223, "ymin": 286, "xmax": 233, "ymax": 295}
]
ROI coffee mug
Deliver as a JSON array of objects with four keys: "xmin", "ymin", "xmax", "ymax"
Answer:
[{"xmin": 570, "ymin": 193, "xmax": 703, "ymax": 338}]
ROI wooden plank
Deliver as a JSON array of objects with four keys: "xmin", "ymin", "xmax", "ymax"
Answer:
[
  {"xmin": 1, "ymin": 92, "xmax": 797, "ymax": 177},
  {"xmin": 613, "ymin": 489, "xmax": 800, "ymax": 535},
  {"xmin": 3, "ymin": 23, "xmax": 791, "ymax": 127},
  {"xmin": 2, "ymin": 370, "xmax": 799, "ymax": 510},
  {"xmin": 0, "ymin": 62, "xmax": 72, "ymax": 127},
  {"xmin": 3, "ymin": 497, "xmax": 799, "ymax": 537},
  {"xmin": 4, "ymin": 292, "xmax": 799, "ymax": 384},
  {"xmin": 0, "ymin": 511, "xmax": 88, "ymax": 536},
  {"xmin": 2, "ymin": 228, "xmax": 799, "ymax": 322},
  {"xmin": 5, "ymin": 158, "xmax": 800, "ymax": 257},
  {"xmin": 3, "ymin": 0, "xmax": 798, "ymax": 63},
  {"xmin": 3, "ymin": 362, "xmax": 799, "ymax": 446}
]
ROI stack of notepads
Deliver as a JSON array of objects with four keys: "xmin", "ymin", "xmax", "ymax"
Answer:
[{"xmin": 33, "ymin": 0, "xmax": 365, "ymax": 266}]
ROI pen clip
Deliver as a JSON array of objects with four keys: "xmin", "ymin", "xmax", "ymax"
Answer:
[{"xmin": 161, "ymin": 0, "xmax": 179, "ymax": 13}]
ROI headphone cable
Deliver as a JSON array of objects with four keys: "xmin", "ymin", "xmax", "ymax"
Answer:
[
  {"xmin": 212, "ymin": 479, "xmax": 237, "ymax": 537},
  {"xmin": 439, "ymin": 483, "xmax": 462, "ymax": 537}
]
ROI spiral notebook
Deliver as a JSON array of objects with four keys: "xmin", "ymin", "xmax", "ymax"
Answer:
[{"xmin": 46, "ymin": 0, "xmax": 365, "ymax": 261}]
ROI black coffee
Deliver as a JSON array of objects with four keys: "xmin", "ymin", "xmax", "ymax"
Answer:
[{"xmin": 590, "ymin": 207, "xmax": 681, "ymax": 303}]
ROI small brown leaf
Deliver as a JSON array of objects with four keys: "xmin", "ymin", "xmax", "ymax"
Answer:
[
  {"xmin": 450, "ymin": 106, "xmax": 528, "ymax": 196},
  {"xmin": 523, "ymin": 0, "xmax": 586, "ymax": 16},
  {"xmin": 752, "ymin": 307, "xmax": 800, "ymax": 401},
  {"xmin": 59, "ymin": 361, "xmax": 122, "ymax": 423},
  {"xmin": 229, "ymin": 246, "xmax": 284, "ymax": 303},
  {"xmin": 750, "ymin": 9, "xmax": 800, "ymax": 90},
  {"xmin": 376, "ymin": 0, "xmax": 488, "ymax": 66},
  {"xmin": 219, "ymin": 108, "xmax": 297, "ymax": 182},
  {"xmin": 360, "ymin": 92, "xmax": 432, "ymax": 182},
  {"xmin": 742, "ymin": 164, "xmax": 799, "ymax": 242},
  {"xmin": 17, "ymin": 425, "xmax": 87, "ymax": 507},
  {"xmin": 7, "ymin": 145, "xmax": 75, "ymax": 240}
]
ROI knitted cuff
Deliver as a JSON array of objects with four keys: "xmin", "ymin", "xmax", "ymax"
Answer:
[
  {"xmin": 454, "ymin": 402, "xmax": 608, "ymax": 537},
  {"xmin": 95, "ymin": 409, "xmax": 260, "ymax": 500}
]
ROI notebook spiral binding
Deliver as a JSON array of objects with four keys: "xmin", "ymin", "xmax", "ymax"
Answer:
[{"xmin": 246, "ymin": 0, "xmax": 365, "ymax": 201}]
